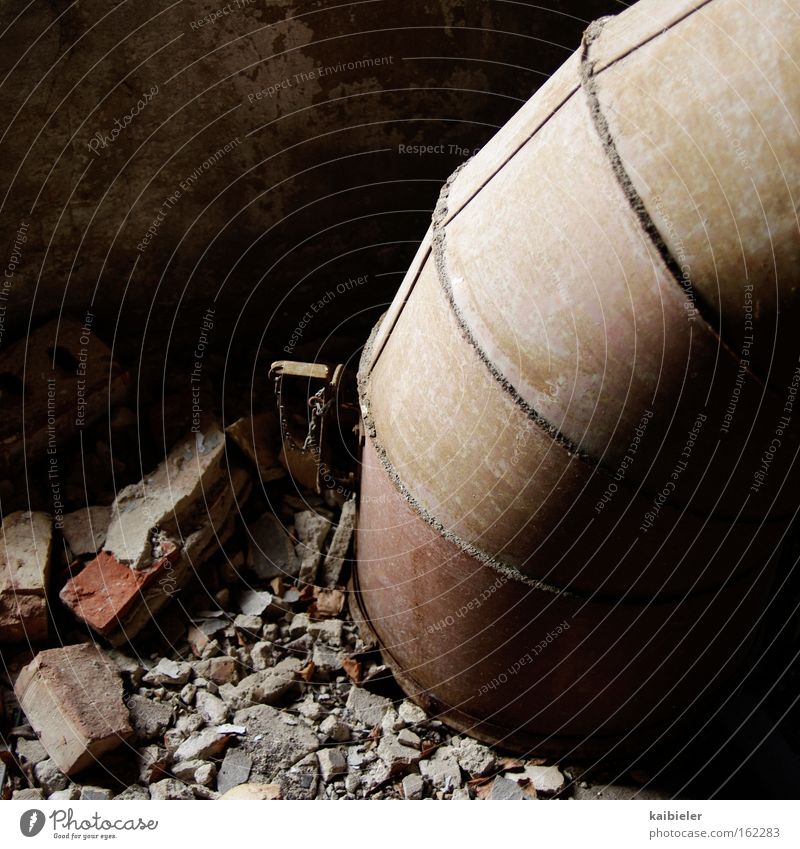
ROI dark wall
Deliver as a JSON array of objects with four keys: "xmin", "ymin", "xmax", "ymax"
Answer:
[{"xmin": 0, "ymin": 0, "xmax": 622, "ymax": 401}]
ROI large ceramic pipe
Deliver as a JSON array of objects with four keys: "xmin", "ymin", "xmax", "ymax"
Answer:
[{"xmin": 354, "ymin": 0, "xmax": 800, "ymax": 756}]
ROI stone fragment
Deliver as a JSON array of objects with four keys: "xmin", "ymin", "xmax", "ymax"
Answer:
[
  {"xmin": 309, "ymin": 618, "xmax": 343, "ymax": 647},
  {"xmin": 232, "ymin": 704, "xmax": 319, "ymax": 778},
  {"xmin": 517, "ymin": 764, "xmax": 565, "ymax": 796},
  {"xmin": 137, "ymin": 746, "xmax": 169, "ymax": 784},
  {"xmin": 250, "ymin": 642, "xmax": 273, "ymax": 671},
  {"xmin": 219, "ymin": 782, "xmax": 281, "ymax": 800},
  {"xmin": 142, "ymin": 657, "xmax": 192, "ymax": 686},
  {"xmin": 454, "ymin": 737, "xmax": 496, "ymax": 777},
  {"xmin": 278, "ymin": 752, "xmax": 319, "ymax": 800},
  {"xmin": 419, "ymin": 746, "xmax": 462, "ymax": 792},
  {"xmin": 13, "ymin": 788, "xmax": 45, "ymax": 800},
  {"xmin": 115, "ymin": 785, "xmax": 150, "ymax": 800},
  {"xmin": 318, "ymin": 748, "xmax": 347, "ymax": 783},
  {"xmin": 104, "ymin": 423, "xmax": 226, "ymax": 570},
  {"xmin": 294, "ymin": 511, "xmax": 331, "ymax": 556},
  {"xmin": 49, "ymin": 786, "xmax": 81, "ymax": 800},
  {"xmin": 15, "ymin": 738, "xmax": 48, "ymax": 768},
  {"xmin": 61, "ymin": 506, "xmax": 111, "ymax": 557},
  {"xmin": 219, "ymin": 657, "xmax": 301, "ymax": 709},
  {"xmin": 15, "ymin": 643, "xmax": 132, "ymax": 775},
  {"xmin": 80, "ymin": 786, "xmax": 112, "ymax": 800},
  {"xmin": 320, "ymin": 498, "xmax": 356, "ymax": 586},
  {"xmin": 127, "ymin": 694, "xmax": 174, "ymax": 743},
  {"xmin": 489, "ymin": 776, "xmax": 530, "ymax": 800},
  {"xmin": 377, "ymin": 734, "xmax": 420, "ymax": 774},
  {"xmin": 217, "ymin": 748, "xmax": 252, "ymax": 795},
  {"xmin": 171, "ymin": 759, "xmax": 209, "ymax": 782},
  {"xmin": 193, "ymin": 656, "xmax": 238, "ymax": 685},
  {"xmin": 247, "ymin": 513, "xmax": 298, "ymax": 580},
  {"xmin": 319, "ymin": 715, "xmax": 350, "ymax": 742},
  {"xmin": 398, "ymin": 728, "xmax": 421, "ymax": 749},
  {"xmin": 225, "ymin": 414, "xmax": 285, "ymax": 483},
  {"xmin": 195, "ymin": 690, "xmax": 229, "ymax": 726},
  {"xmin": 345, "ymin": 687, "xmax": 393, "ymax": 728},
  {"xmin": 239, "ymin": 589, "xmax": 284, "ymax": 618},
  {"xmin": 0, "ymin": 511, "xmax": 52, "ymax": 643},
  {"xmin": 402, "ymin": 772, "xmax": 424, "ymax": 800},
  {"xmin": 173, "ymin": 729, "xmax": 230, "ymax": 762},
  {"xmin": 34, "ymin": 759, "xmax": 69, "ymax": 793},
  {"xmin": 149, "ymin": 778, "xmax": 194, "ymax": 800},
  {"xmin": 314, "ymin": 587, "xmax": 345, "ymax": 617},
  {"xmin": 312, "ymin": 643, "xmax": 342, "ymax": 676},
  {"xmin": 398, "ymin": 700, "xmax": 427, "ymax": 726},
  {"xmin": 233, "ymin": 613, "xmax": 262, "ymax": 635}
]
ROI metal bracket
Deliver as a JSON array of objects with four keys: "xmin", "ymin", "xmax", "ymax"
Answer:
[{"xmin": 269, "ymin": 360, "xmax": 358, "ymax": 494}]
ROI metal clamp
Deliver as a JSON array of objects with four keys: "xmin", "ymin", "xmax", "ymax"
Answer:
[{"xmin": 269, "ymin": 360, "xmax": 358, "ymax": 493}]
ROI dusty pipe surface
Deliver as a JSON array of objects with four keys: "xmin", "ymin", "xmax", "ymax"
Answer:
[{"xmin": 354, "ymin": 0, "xmax": 800, "ymax": 756}]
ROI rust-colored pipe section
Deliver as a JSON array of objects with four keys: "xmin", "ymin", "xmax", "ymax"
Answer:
[{"xmin": 353, "ymin": 0, "xmax": 800, "ymax": 757}]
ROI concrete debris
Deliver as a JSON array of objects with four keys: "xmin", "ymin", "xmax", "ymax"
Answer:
[
  {"xmin": 15, "ymin": 643, "xmax": 131, "ymax": 775},
  {"xmin": 219, "ymin": 657, "xmax": 301, "ymax": 709},
  {"xmin": 143, "ymin": 657, "xmax": 192, "ymax": 687},
  {"xmin": 127, "ymin": 695, "xmax": 174, "ymax": 743},
  {"xmin": 104, "ymin": 422, "xmax": 226, "ymax": 570},
  {"xmin": 232, "ymin": 704, "xmax": 319, "ymax": 778},
  {"xmin": 217, "ymin": 748, "xmax": 252, "ymax": 795},
  {"xmin": 419, "ymin": 746, "xmax": 462, "ymax": 792},
  {"xmin": 294, "ymin": 511, "xmax": 331, "ymax": 554},
  {"xmin": 173, "ymin": 728, "xmax": 231, "ymax": 762},
  {"xmin": 150, "ymin": 778, "xmax": 195, "ymax": 800},
  {"xmin": 516, "ymin": 764, "xmax": 565, "ymax": 796},
  {"xmin": 345, "ymin": 687, "xmax": 393, "ymax": 728},
  {"xmin": 195, "ymin": 691, "xmax": 229, "ymax": 726},
  {"xmin": 61, "ymin": 505, "xmax": 112, "ymax": 558},
  {"xmin": 219, "ymin": 782, "xmax": 281, "ymax": 800},
  {"xmin": 454, "ymin": 737, "xmax": 496, "ymax": 777},
  {"xmin": 402, "ymin": 773, "xmax": 425, "ymax": 800},
  {"xmin": 81, "ymin": 786, "xmax": 113, "ymax": 800},
  {"xmin": 319, "ymin": 715, "xmax": 350, "ymax": 742},
  {"xmin": 34, "ymin": 758, "xmax": 70, "ymax": 794},
  {"xmin": 489, "ymin": 776, "xmax": 530, "ymax": 800},
  {"xmin": 0, "ymin": 511, "xmax": 52, "ymax": 643},
  {"xmin": 318, "ymin": 748, "xmax": 348, "ymax": 783},
  {"xmin": 320, "ymin": 497, "xmax": 356, "ymax": 586}
]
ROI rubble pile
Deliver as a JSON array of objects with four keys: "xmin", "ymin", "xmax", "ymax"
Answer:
[{"xmin": 0, "ymin": 320, "xmax": 663, "ymax": 801}]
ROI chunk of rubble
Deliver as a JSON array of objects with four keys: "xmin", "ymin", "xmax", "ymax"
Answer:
[
  {"xmin": 216, "ymin": 748, "xmax": 252, "ymax": 795},
  {"xmin": 219, "ymin": 782, "xmax": 281, "ymax": 800},
  {"xmin": 318, "ymin": 748, "xmax": 348, "ymax": 783},
  {"xmin": 225, "ymin": 414, "xmax": 285, "ymax": 483},
  {"xmin": 489, "ymin": 776, "xmax": 530, "ymax": 800},
  {"xmin": 104, "ymin": 422, "xmax": 227, "ymax": 571},
  {"xmin": 14, "ymin": 643, "xmax": 132, "ymax": 775},
  {"xmin": 515, "ymin": 764, "xmax": 565, "ymax": 796},
  {"xmin": 127, "ymin": 695, "xmax": 174, "ymax": 743},
  {"xmin": 0, "ymin": 511, "xmax": 52, "ymax": 643},
  {"xmin": 419, "ymin": 746, "xmax": 462, "ymax": 792},
  {"xmin": 320, "ymin": 497, "xmax": 356, "ymax": 586},
  {"xmin": 218, "ymin": 657, "xmax": 302, "ymax": 709},
  {"xmin": 345, "ymin": 686, "xmax": 393, "ymax": 728},
  {"xmin": 61, "ymin": 506, "xmax": 111, "ymax": 558},
  {"xmin": 60, "ymin": 467, "xmax": 249, "ymax": 644},
  {"xmin": 232, "ymin": 704, "xmax": 319, "ymax": 779}
]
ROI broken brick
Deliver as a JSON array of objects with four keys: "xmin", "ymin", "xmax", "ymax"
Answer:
[{"xmin": 14, "ymin": 643, "xmax": 132, "ymax": 775}]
